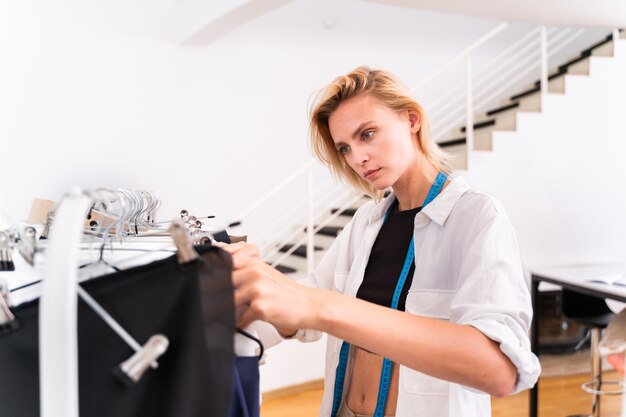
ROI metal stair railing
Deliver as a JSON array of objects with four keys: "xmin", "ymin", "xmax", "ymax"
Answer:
[{"xmin": 234, "ymin": 23, "xmax": 621, "ymax": 276}]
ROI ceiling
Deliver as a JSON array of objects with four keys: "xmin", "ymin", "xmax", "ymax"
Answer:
[{"xmin": 177, "ymin": 0, "xmax": 626, "ymax": 44}]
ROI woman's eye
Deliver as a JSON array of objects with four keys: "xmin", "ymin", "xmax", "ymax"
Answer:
[
  {"xmin": 361, "ymin": 130, "xmax": 374, "ymax": 141},
  {"xmin": 338, "ymin": 146, "xmax": 350, "ymax": 154}
]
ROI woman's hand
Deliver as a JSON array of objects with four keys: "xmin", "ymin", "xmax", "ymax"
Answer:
[
  {"xmin": 213, "ymin": 241, "xmax": 260, "ymax": 268},
  {"xmin": 231, "ymin": 256, "xmax": 322, "ymax": 330}
]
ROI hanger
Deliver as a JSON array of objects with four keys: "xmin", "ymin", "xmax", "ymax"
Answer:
[
  {"xmin": 77, "ymin": 189, "xmax": 129, "ymax": 274},
  {"xmin": 235, "ymin": 327, "xmax": 265, "ymax": 361}
]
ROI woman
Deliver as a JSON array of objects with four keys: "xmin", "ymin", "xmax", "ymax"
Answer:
[{"xmin": 224, "ymin": 67, "xmax": 540, "ymax": 417}]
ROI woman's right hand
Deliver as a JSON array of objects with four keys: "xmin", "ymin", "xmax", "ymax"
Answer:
[
  {"xmin": 213, "ymin": 241, "xmax": 260, "ymax": 268},
  {"xmin": 216, "ymin": 241, "xmax": 303, "ymax": 337},
  {"xmin": 231, "ymin": 256, "xmax": 323, "ymax": 331}
]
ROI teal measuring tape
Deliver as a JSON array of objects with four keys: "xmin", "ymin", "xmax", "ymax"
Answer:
[{"xmin": 330, "ymin": 172, "xmax": 447, "ymax": 417}]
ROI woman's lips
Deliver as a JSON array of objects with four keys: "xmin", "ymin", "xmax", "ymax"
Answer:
[{"xmin": 364, "ymin": 168, "xmax": 380, "ymax": 180}]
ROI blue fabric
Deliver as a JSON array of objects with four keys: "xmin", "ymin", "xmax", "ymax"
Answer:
[{"xmin": 229, "ymin": 356, "xmax": 260, "ymax": 417}]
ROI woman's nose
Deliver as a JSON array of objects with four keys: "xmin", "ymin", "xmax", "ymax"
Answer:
[{"xmin": 348, "ymin": 147, "xmax": 369, "ymax": 166}]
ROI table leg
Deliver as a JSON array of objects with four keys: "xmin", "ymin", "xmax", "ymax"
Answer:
[{"xmin": 530, "ymin": 277, "xmax": 539, "ymax": 417}]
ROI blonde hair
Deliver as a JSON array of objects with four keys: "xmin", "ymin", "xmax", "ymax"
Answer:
[{"xmin": 310, "ymin": 66, "xmax": 452, "ymax": 200}]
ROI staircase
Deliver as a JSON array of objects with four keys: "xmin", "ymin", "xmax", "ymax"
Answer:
[
  {"xmin": 262, "ymin": 28, "xmax": 626, "ymax": 278},
  {"xmin": 439, "ymin": 29, "xmax": 624, "ymax": 170}
]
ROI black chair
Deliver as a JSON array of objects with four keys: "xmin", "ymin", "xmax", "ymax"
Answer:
[{"xmin": 561, "ymin": 289, "xmax": 618, "ymax": 417}]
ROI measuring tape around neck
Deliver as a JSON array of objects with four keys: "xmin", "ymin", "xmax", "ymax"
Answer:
[{"xmin": 329, "ymin": 172, "xmax": 448, "ymax": 417}]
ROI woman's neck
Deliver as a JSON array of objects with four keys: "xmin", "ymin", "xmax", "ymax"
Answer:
[{"xmin": 392, "ymin": 161, "xmax": 442, "ymax": 211}]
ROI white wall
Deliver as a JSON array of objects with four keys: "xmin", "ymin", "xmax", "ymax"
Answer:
[
  {"xmin": 0, "ymin": 0, "xmax": 502, "ymax": 231},
  {"xmin": 464, "ymin": 39, "xmax": 626, "ymax": 272}
]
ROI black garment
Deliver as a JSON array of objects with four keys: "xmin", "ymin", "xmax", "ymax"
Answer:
[
  {"xmin": 356, "ymin": 202, "xmax": 422, "ymax": 311},
  {"xmin": 0, "ymin": 246, "xmax": 234, "ymax": 417}
]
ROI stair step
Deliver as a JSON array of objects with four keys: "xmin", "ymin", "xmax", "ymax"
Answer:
[
  {"xmin": 460, "ymin": 119, "xmax": 495, "ymax": 133},
  {"xmin": 279, "ymin": 244, "xmax": 323, "ymax": 258},
  {"xmin": 438, "ymin": 137, "xmax": 466, "ymax": 148},
  {"xmin": 331, "ymin": 207, "xmax": 357, "ymax": 217},
  {"xmin": 558, "ymin": 53, "xmax": 590, "ymax": 73},
  {"xmin": 580, "ymin": 34, "xmax": 613, "ymax": 56},
  {"xmin": 486, "ymin": 102, "xmax": 520, "ymax": 117},
  {"xmin": 533, "ymin": 68, "xmax": 568, "ymax": 88},
  {"xmin": 511, "ymin": 85, "xmax": 541, "ymax": 102},
  {"xmin": 274, "ymin": 264, "xmax": 297, "ymax": 274},
  {"xmin": 306, "ymin": 225, "xmax": 343, "ymax": 237}
]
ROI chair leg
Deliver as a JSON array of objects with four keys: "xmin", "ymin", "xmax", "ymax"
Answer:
[{"xmin": 591, "ymin": 328, "xmax": 601, "ymax": 417}]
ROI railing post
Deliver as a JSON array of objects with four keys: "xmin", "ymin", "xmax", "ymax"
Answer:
[
  {"xmin": 306, "ymin": 169, "xmax": 315, "ymax": 276},
  {"xmin": 465, "ymin": 57, "xmax": 474, "ymax": 153},
  {"xmin": 540, "ymin": 26, "xmax": 548, "ymax": 95},
  {"xmin": 614, "ymin": 28, "xmax": 621, "ymax": 58}
]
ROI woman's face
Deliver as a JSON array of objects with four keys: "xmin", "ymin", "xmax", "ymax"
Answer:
[{"xmin": 328, "ymin": 94, "xmax": 421, "ymax": 190}]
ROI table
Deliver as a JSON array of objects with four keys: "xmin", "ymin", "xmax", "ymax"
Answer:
[{"xmin": 530, "ymin": 263, "xmax": 626, "ymax": 417}]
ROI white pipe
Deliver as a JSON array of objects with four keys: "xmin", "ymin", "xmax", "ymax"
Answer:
[
  {"xmin": 434, "ymin": 55, "xmax": 545, "ymax": 142},
  {"xmin": 433, "ymin": 27, "xmax": 585, "ymax": 140},
  {"xmin": 258, "ymin": 178, "xmax": 340, "ymax": 258},
  {"xmin": 431, "ymin": 47, "xmax": 541, "ymax": 133},
  {"xmin": 40, "ymin": 189, "xmax": 92, "ymax": 417},
  {"xmin": 430, "ymin": 27, "xmax": 573, "ymax": 133},
  {"xmin": 540, "ymin": 26, "xmax": 548, "ymax": 95},
  {"xmin": 410, "ymin": 22, "xmax": 509, "ymax": 93},
  {"xmin": 235, "ymin": 159, "xmax": 317, "ymax": 222},
  {"xmin": 427, "ymin": 27, "xmax": 541, "ymax": 116},
  {"xmin": 261, "ymin": 185, "xmax": 350, "ymax": 262},
  {"xmin": 430, "ymin": 34, "xmax": 544, "ymax": 132},
  {"xmin": 547, "ymin": 28, "xmax": 586, "ymax": 60},
  {"xmin": 306, "ymin": 169, "xmax": 315, "ymax": 276},
  {"xmin": 465, "ymin": 57, "xmax": 474, "ymax": 153},
  {"xmin": 270, "ymin": 192, "xmax": 363, "ymax": 269}
]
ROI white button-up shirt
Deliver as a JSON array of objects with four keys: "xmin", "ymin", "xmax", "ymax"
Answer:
[{"xmin": 259, "ymin": 175, "xmax": 541, "ymax": 417}]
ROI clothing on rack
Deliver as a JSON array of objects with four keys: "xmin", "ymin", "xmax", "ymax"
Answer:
[
  {"xmin": 229, "ymin": 356, "xmax": 260, "ymax": 417},
  {"xmin": 0, "ymin": 245, "xmax": 235, "ymax": 417}
]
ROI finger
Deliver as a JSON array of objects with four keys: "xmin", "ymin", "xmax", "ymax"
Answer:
[
  {"xmin": 231, "ymin": 251, "xmax": 259, "ymax": 269},
  {"xmin": 218, "ymin": 241, "xmax": 248, "ymax": 254},
  {"xmin": 237, "ymin": 307, "xmax": 258, "ymax": 329},
  {"xmin": 233, "ymin": 279, "xmax": 258, "ymax": 309},
  {"xmin": 232, "ymin": 243, "xmax": 259, "ymax": 259},
  {"xmin": 232, "ymin": 263, "xmax": 261, "ymax": 288}
]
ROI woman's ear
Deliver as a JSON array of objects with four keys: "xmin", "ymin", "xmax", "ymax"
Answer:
[{"xmin": 408, "ymin": 110, "xmax": 421, "ymax": 133}]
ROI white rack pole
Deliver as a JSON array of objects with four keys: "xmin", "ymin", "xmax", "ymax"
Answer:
[
  {"xmin": 465, "ymin": 57, "xmax": 474, "ymax": 154},
  {"xmin": 540, "ymin": 26, "xmax": 548, "ymax": 95},
  {"xmin": 40, "ymin": 189, "xmax": 92, "ymax": 417},
  {"xmin": 306, "ymin": 169, "xmax": 315, "ymax": 276}
]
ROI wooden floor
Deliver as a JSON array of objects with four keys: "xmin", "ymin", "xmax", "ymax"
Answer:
[{"xmin": 261, "ymin": 373, "xmax": 625, "ymax": 417}]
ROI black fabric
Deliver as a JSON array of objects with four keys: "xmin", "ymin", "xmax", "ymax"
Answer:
[
  {"xmin": 356, "ymin": 202, "xmax": 422, "ymax": 311},
  {"xmin": 228, "ymin": 356, "xmax": 260, "ymax": 417},
  {"xmin": 0, "ymin": 245, "xmax": 234, "ymax": 417}
]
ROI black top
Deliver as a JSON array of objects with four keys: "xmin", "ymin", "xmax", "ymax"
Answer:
[{"xmin": 356, "ymin": 201, "xmax": 422, "ymax": 311}]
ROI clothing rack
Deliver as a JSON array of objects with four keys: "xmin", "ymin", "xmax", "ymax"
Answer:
[{"xmin": 2, "ymin": 188, "xmax": 254, "ymax": 417}]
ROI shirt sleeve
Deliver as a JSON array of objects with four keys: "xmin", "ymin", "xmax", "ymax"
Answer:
[{"xmin": 450, "ymin": 198, "xmax": 541, "ymax": 395}]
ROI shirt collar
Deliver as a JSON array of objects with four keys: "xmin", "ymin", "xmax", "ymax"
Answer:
[{"xmin": 367, "ymin": 175, "xmax": 472, "ymax": 226}]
